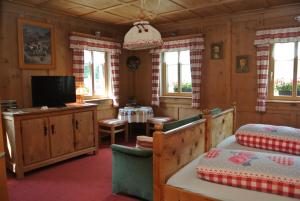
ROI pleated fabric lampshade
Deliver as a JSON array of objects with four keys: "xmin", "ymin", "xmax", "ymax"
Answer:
[{"xmin": 123, "ymin": 21, "xmax": 163, "ymax": 50}]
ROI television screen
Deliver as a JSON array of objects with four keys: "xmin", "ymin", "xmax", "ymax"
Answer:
[{"xmin": 31, "ymin": 76, "xmax": 76, "ymax": 107}]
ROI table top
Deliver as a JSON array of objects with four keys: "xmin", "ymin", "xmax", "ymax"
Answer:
[{"xmin": 118, "ymin": 106, "xmax": 154, "ymax": 123}]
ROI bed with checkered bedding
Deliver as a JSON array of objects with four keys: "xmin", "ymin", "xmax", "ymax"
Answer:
[
  {"xmin": 235, "ymin": 124, "xmax": 300, "ymax": 155},
  {"xmin": 196, "ymin": 148, "xmax": 300, "ymax": 198}
]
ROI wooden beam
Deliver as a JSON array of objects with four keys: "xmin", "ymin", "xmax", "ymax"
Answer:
[
  {"xmin": 70, "ymin": 31, "xmax": 121, "ymax": 42},
  {"xmin": 162, "ymin": 33, "xmax": 203, "ymax": 41}
]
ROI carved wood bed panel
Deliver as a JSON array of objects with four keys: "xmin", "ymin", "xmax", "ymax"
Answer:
[{"xmin": 153, "ymin": 106, "xmax": 236, "ymax": 201}]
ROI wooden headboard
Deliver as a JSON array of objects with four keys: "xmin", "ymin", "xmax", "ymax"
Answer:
[
  {"xmin": 153, "ymin": 119, "xmax": 207, "ymax": 201},
  {"xmin": 204, "ymin": 105, "xmax": 237, "ymax": 151},
  {"xmin": 153, "ymin": 105, "xmax": 237, "ymax": 201}
]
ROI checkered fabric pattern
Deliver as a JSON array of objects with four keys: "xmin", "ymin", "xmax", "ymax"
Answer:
[
  {"xmin": 197, "ymin": 170, "xmax": 300, "ymax": 198},
  {"xmin": 205, "ymin": 149, "xmax": 221, "ymax": 159},
  {"xmin": 151, "ymin": 53, "xmax": 160, "ymax": 106},
  {"xmin": 70, "ymin": 34, "xmax": 121, "ymax": 106},
  {"xmin": 72, "ymin": 49, "xmax": 84, "ymax": 88},
  {"xmin": 255, "ymin": 44, "xmax": 270, "ymax": 112},
  {"xmin": 197, "ymin": 148, "xmax": 300, "ymax": 198},
  {"xmin": 254, "ymin": 26, "xmax": 300, "ymax": 112},
  {"xmin": 111, "ymin": 53, "xmax": 120, "ymax": 107},
  {"xmin": 150, "ymin": 37, "xmax": 205, "ymax": 108},
  {"xmin": 268, "ymin": 156, "xmax": 294, "ymax": 166},
  {"xmin": 190, "ymin": 50, "xmax": 203, "ymax": 108},
  {"xmin": 236, "ymin": 133, "xmax": 300, "ymax": 155}
]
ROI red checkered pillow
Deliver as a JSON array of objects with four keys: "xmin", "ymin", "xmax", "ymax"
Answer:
[
  {"xmin": 235, "ymin": 124, "xmax": 300, "ymax": 155},
  {"xmin": 197, "ymin": 148, "xmax": 300, "ymax": 198},
  {"xmin": 136, "ymin": 136, "xmax": 153, "ymax": 149}
]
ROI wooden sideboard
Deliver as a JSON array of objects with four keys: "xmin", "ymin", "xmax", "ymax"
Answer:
[
  {"xmin": 2, "ymin": 104, "xmax": 98, "ymax": 178},
  {"xmin": 0, "ymin": 107, "xmax": 9, "ymax": 201}
]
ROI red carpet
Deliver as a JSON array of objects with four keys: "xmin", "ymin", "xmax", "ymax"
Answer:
[{"xmin": 7, "ymin": 138, "xmax": 140, "ymax": 201}]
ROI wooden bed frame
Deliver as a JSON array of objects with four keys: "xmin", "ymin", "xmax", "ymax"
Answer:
[{"xmin": 153, "ymin": 105, "xmax": 236, "ymax": 201}]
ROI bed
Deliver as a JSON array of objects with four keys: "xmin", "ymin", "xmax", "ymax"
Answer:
[{"xmin": 153, "ymin": 105, "xmax": 299, "ymax": 201}]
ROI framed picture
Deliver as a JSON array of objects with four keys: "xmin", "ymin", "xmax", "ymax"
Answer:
[
  {"xmin": 236, "ymin": 55, "xmax": 249, "ymax": 73},
  {"xmin": 211, "ymin": 42, "xmax": 223, "ymax": 60},
  {"xmin": 18, "ymin": 18, "xmax": 55, "ymax": 69}
]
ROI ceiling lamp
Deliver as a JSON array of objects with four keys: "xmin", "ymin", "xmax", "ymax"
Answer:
[
  {"xmin": 123, "ymin": 21, "xmax": 163, "ymax": 50},
  {"xmin": 123, "ymin": 0, "xmax": 163, "ymax": 50}
]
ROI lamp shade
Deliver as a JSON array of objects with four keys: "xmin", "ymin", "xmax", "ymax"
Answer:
[{"xmin": 123, "ymin": 21, "xmax": 163, "ymax": 50}]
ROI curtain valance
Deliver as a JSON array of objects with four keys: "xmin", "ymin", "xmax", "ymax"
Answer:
[
  {"xmin": 150, "ymin": 36, "xmax": 205, "ymax": 54},
  {"xmin": 254, "ymin": 27, "xmax": 300, "ymax": 46},
  {"xmin": 69, "ymin": 35, "xmax": 121, "ymax": 54}
]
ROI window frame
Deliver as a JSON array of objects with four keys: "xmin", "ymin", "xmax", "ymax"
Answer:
[
  {"xmin": 268, "ymin": 42, "xmax": 299, "ymax": 101},
  {"xmin": 162, "ymin": 50, "xmax": 192, "ymax": 97},
  {"xmin": 84, "ymin": 50, "xmax": 110, "ymax": 99}
]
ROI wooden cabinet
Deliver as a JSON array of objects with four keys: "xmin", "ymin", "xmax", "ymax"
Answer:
[
  {"xmin": 21, "ymin": 118, "xmax": 51, "ymax": 165},
  {"xmin": 2, "ymin": 104, "xmax": 97, "ymax": 178},
  {"xmin": 74, "ymin": 111, "xmax": 94, "ymax": 150},
  {"xmin": 49, "ymin": 114, "xmax": 74, "ymax": 157}
]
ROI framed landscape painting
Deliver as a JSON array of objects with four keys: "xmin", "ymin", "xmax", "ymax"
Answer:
[{"xmin": 18, "ymin": 18, "xmax": 55, "ymax": 69}]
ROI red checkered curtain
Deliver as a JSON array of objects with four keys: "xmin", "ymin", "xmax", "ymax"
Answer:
[
  {"xmin": 255, "ymin": 44, "xmax": 270, "ymax": 112},
  {"xmin": 72, "ymin": 49, "xmax": 84, "ymax": 88},
  {"xmin": 254, "ymin": 27, "xmax": 300, "ymax": 112},
  {"xmin": 190, "ymin": 50, "xmax": 203, "ymax": 108},
  {"xmin": 69, "ymin": 34, "xmax": 121, "ymax": 107},
  {"xmin": 111, "ymin": 53, "xmax": 120, "ymax": 107},
  {"xmin": 151, "ymin": 53, "xmax": 160, "ymax": 106},
  {"xmin": 150, "ymin": 36, "xmax": 205, "ymax": 107}
]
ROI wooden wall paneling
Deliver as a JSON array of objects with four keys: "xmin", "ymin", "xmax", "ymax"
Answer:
[
  {"xmin": 150, "ymin": 4, "xmax": 300, "ymax": 128},
  {"xmin": 202, "ymin": 22, "xmax": 230, "ymax": 109},
  {"xmin": 119, "ymin": 50, "xmax": 135, "ymax": 106},
  {"xmin": 231, "ymin": 19, "xmax": 258, "ymax": 114},
  {"xmin": 0, "ymin": 11, "xmax": 24, "ymax": 107},
  {"xmin": 133, "ymin": 50, "xmax": 152, "ymax": 106},
  {"xmin": 0, "ymin": 1, "xmax": 124, "ymax": 109},
  {"xmin": 178, "ymin": 107, "xmax": 201, "ymax": 119}
]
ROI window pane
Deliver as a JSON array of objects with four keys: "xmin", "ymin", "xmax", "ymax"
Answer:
[
  {"xmin": 166, "ymin": 64, "xmax": 178, "ymax": 93},
  {"xmin": 84, "ymin": 50, "xmax": 92, "ymax": 96},
  {"xmin": 181, "ymin": 64, "xmax": 192, "ymax": 92},
  {"xmin": 165, "ymin": 52, "xmax": 178, "ymax": 65},
  {"xmin": 179, "ymin": 50, "xmax": 190, "ymax": 64},
  {"xmin": 93, "ymin": 52, "xmax": 106, "ymax": 96},
  {"xmin": 273, "ymin": 60, "xmax": 294, "ymax": 97},
  {"xmin": 273, "ymin": 42, "xmax": 295, "ymax": 60}
]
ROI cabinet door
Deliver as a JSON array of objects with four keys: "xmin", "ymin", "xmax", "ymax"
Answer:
[
  {"xmin": 49, "ymin": 114, "xmax": 74, "ymax": 157},
  {"xmin": 74, "ymin": 111, "xmax": 94, "ymax": 150},
  {"xmin": 21, "ymin": 118, "xmax": 50, "ymax": 165}
]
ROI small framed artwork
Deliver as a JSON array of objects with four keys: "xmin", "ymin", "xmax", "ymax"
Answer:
[
  {"xmin": 236, "ymin": 55, "xmax": 249, "ymax": 73},
  {"xmin": 18, "ymin": 18, "xmax": 55, "ymax": 69},
  {"xmin": 211, "ymin": 42, "xmax": 223, "ymax": 60}
]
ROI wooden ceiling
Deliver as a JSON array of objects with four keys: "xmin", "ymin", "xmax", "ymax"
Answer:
[{"xmin": 8, "ymin": 0, "xmax": 300, "ymax": 25}]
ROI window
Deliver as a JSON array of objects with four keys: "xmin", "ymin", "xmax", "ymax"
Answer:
[
  {"xmin": 269, "ymin": 42, "xmax": 299, "ymax": 101},
  {"xmin": 162, "ymin": 50, "xmax": 192, "ymax": 96},
  {"xmin": 84, "ymin": 50, "xmax": 110, "ymax": 98}
]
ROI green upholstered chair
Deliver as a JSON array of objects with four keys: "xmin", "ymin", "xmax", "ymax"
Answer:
[{"xmin": 111, "ymin": 144, "xmax": 153, "ymax": 201}]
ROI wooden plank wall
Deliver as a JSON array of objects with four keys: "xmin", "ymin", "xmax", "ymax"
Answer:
[
  {"xmin": 0, "ymin": 1, "xmax": 122, "ymax": 119},
  {"xmin": 122, "ymin": 4, "xmax": 300, "ymax": 126}
]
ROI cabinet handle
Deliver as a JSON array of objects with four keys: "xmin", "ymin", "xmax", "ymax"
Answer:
[
  {"xmin": 75, "ymin": 120, "xmax": 79, "ymax": 130},
  {"xmin": 44, "ymin": 126, "xmax": 48, "ymax": 136},
  {"xmin": 51, "ymin": 124, "xmax": 55, "ymax": 134}
]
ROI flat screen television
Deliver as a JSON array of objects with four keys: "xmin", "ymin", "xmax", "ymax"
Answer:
[{"xmin": 31, "ymin": 76, "xmax": 76, "ymax": 107}]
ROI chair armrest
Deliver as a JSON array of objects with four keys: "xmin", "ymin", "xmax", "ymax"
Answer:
[{"xmin": 111, "ymin": 144, "xmax": 152, "ymax": 157}]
